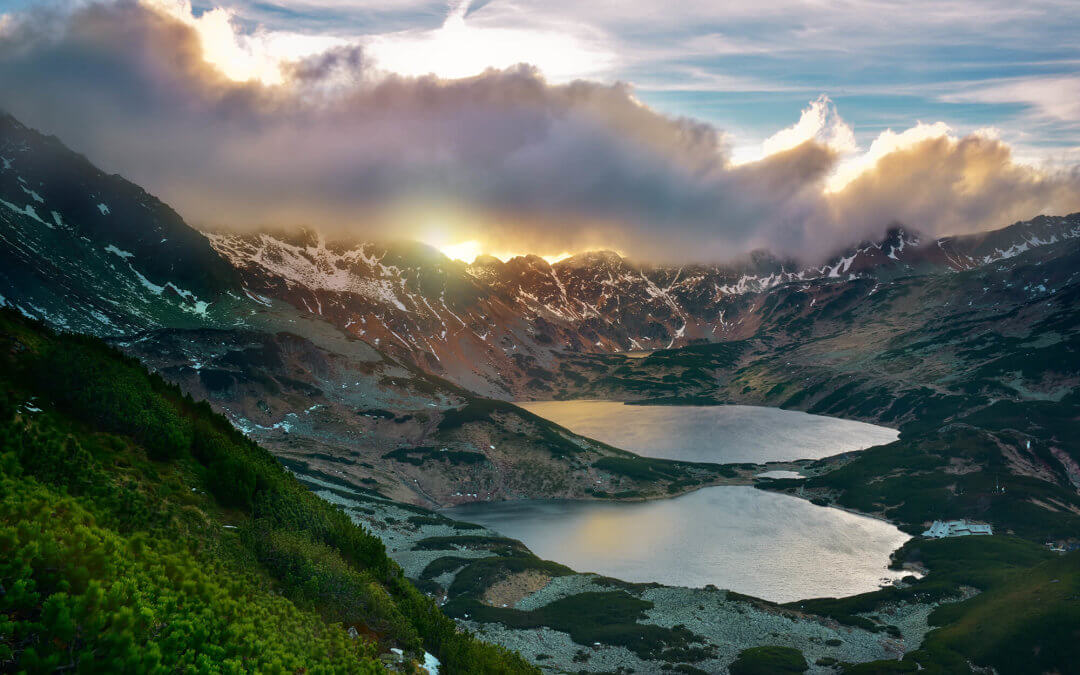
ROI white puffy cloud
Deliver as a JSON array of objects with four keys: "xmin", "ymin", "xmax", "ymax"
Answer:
[
  {"xmin": 759, "ymin": 95, "xmax": 857, "ymax": 160},
  {"xmin": 826, "ymin": 121, "xmax": 952, "ymax": 192},
  {"xmin": 827, "ymin": 133, "xmax": 1080, "ymax": 239},
  {"xmin": 142, "ymin": 0, "xmax": 345, "ymax": 84}
]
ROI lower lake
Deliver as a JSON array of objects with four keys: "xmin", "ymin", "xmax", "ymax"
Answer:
[
  {"xmin": 443, "ymin": 486, "xmax": 912, "ymax": 603},
  {"xmin": 517, "ymin": 400, "xmax": 899, "ymax": 464}
]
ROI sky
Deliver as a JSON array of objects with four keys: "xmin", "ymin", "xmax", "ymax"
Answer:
[
  {"xmin": 0, "ymin": 0, "xmax": 1078, "ymax": 262},
  {"xmin": 204, "ymin": 0, "xmax": 1080, "ymax": 164}
]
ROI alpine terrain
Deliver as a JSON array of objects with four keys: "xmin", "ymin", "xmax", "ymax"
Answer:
[{"xmin": 2, "ymin": 105, "xmax": 1078, "ymax": 674}]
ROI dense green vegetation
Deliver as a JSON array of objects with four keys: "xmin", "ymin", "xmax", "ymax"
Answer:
[
  {"xmin": 446, "ymin": 557, "xmax": 573, "ymax": 600},
  {"xmin": 443, "ymin": 592, "xmax": 709, "ymax": 661},
  {"xmin": 406, "ymin": 515, "xmax": 483, "ymax": 531},
  {"xmin": 413, "ymin": 535, "xmax": 530, "ymax": 555},
  {"xmin": 786, "ymin": 537, "xmax": 1080, "ymax": 675},
  {"xmin": 591, "ymin": 456, "xmax": 685, "ymax": 481},
  {"xmin": 383, "ymin": 446, "xmax": 489, "ymax": 467},
  {"xmin": 437, "ymin": 399, "xmax": 514, "ymax": 431},
  {"xmin": 0, "ymin": 310, "xmax": 537, "ymax": 673},
  {"xmin": 910, "ymin": 550, "xmax": 1079, "ymax": 674},
  {"xmin": 592, "ymin": 455, "xmax": 733, "ymax": 487},
  {"xmin": 420, "ymin": 557, "xmax": 476, "ymax": 580},
  {"xmin": 728, "ymin": 646, "xmax": 807, "ymax": 674},
  {"xmin": 801, "ymin": 419, "xmax": 1080, "ymax": 541}
]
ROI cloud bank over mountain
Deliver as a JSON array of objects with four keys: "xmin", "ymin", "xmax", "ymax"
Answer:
[{"xmin": 1, "ymin": 0, "xmax": 1077, "ymax": 262}]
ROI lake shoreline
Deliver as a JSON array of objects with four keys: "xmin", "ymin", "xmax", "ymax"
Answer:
[
  {"xmin": 298, "ymin": 401, "xmax": 946, "ymax": 673},
  {"xmin": 295, "ymin": 462, "xmax": 956, "ymax": 675}
]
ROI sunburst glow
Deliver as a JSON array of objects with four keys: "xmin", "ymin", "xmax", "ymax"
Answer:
[
  {"xmin": 142, "ymin": 0, "xmax": 342, "ymax": 85},
  {"xmin": 365, "ymin": 0, "xmax": 613, "ymax": 82},
  {"xmin": 438, "ymin": 239, "xmax": 572, "ymax": 264}
]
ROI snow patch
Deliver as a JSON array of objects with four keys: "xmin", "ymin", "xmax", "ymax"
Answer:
[
  {"xmin": 207, "ymin": 232, "xmax": 409, "ymax": 311},
  {"xmin": 130, "ymin": 267, "xmax": 165, "ymax": 294},
  {"xmin": 105, "ymin": 244, "xmax": 135, "ymax": 259},
  {"xmin": 243, "ymin": 288, "xmax": 273, "ymax": 307},
  {"xmin": 0, "ymin": 198, "xmax": 51, "ymax": 226}
]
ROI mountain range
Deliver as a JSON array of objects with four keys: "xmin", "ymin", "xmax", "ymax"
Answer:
[{"xmin": 206, "ymin": 213, "xmax": 1079, "ymax": 398}]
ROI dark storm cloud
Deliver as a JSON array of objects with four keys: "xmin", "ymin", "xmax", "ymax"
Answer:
[{"xmin": 0, "ymin": 1, "xmax": 1077, "ymax": 262}]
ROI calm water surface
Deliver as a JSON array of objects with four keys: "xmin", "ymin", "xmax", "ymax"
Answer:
[
  {"xmin": 518, "ymin": 400, "xmax": 898, "ymax": 464},
  {"xmin": 445, "ymin": 402, "xmax": 908, "ymax": 601},
  {"xmin": 444, "ymin": 486, "xmax": 910, "ymax": 603}
]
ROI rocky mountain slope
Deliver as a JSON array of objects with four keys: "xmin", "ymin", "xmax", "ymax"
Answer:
[
  {"xmin": 207, "ymin": 213, "xmax": 1080, "ymax": 398},
  {"xmin": 0, "ymin": 113, "xmax": 239, "ymax": 333}
]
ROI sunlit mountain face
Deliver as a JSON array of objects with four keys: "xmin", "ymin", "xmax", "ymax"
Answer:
[{"xmin": 0, "ymin": 0, "xmax": 1077, "ymax": 265}]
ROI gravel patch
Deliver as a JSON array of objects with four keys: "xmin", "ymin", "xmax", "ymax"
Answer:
[
  {"xmin": 855, "ymin": 585, "xmax": 981, "ymax": 654},
  {"xmin": 639, "ymin": 586, "xmax": 891, "ymax": 669},
  {"xmin": 484, "ymin": 570, "xmax": 553, "ymax": 607},
  {"xmin": 459, "ymin": 620, "xmax": 651, "ymax": 674}
]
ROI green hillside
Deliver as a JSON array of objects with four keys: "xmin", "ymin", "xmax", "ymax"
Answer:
[{"xmin": 0, "ymin": 308, "xmax": 536, "ymax": 674}]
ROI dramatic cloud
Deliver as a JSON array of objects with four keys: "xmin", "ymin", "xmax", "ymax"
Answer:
[
  {"xmin": 141, "ymin": 0, "xmax": 346, "ymax": 85},
  {"xmin": 826, "ymin": 122, "xmax": 953, "ymax": 192},
  {"xmin": 0, "ymin": 1, "xmax": 1077, "ymax": 262},
  {"xmin": 758, "ymin": 96, "xmax": 856, "ymax": 161},
  {"xmin": 830, "ymin": 134, "xmax": 1080, "ymax": 239}
]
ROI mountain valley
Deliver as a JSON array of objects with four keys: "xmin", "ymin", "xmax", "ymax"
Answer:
[{"xmin": 2, "ymin": 111, "xmax": 1078, "ymax": 674}]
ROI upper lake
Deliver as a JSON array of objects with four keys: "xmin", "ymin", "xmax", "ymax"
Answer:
[{"xmin": 517, "ymin": 400, "xmax": 899, "ymax": 464}]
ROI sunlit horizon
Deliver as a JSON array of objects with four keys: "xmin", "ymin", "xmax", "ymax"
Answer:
[{"xmin": 437, "ymin": 239, "xmax": 574, "ymax": 265}]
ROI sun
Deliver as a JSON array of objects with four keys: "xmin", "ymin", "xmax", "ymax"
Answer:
[
  {"xmin": 437, "ymin": 240, "xmax": 573, "ymax": 264},
  {"xmin": 439, "ymin": 240, "xmax": 485, "ymax": 263}
]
